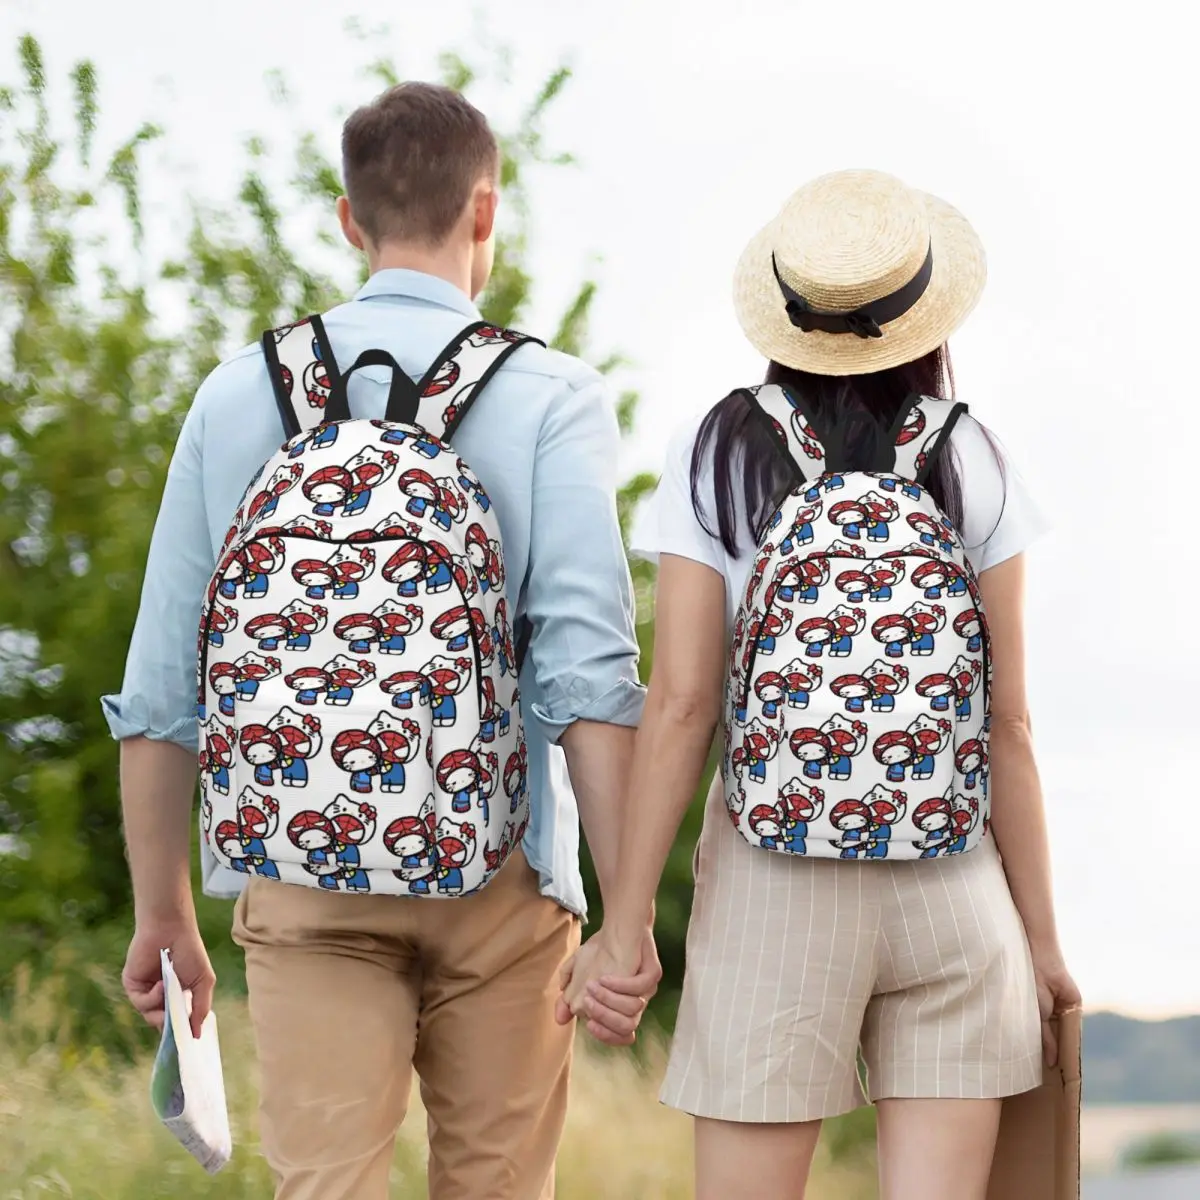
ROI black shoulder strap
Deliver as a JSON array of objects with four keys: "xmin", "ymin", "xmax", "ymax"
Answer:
[
  {"xmin": 261, "ymin": 315, "xmax": 348, "ymax": 438},
  {"xmin": 891, "ymin": 396, "xmax": 968, "ymax": 485},
  {"xmin": 407, "ymin": 321, "xmax": 544, "ymax": 442},
  {"xmin": 742, "ymin": 383, "xmax": 828, "ymax": 485}
]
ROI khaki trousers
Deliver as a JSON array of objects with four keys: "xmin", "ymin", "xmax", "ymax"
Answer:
[{"xmin": 232, "ymin": 850, "xmax": 580, "ymax": 1200}]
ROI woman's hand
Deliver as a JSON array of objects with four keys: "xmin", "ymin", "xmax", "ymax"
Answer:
[
  {"xmin": 555, "ymin": 926, "xmax": 660, "ymax": 1046},
  {"xmin": 1031, "ymin": 946, "xmax": 1081, "ymax": 1066}
]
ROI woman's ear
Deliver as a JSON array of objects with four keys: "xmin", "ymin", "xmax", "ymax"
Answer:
[{"xmin": 337, "ymin": 196, "xmax": 366, "ymax": 251}]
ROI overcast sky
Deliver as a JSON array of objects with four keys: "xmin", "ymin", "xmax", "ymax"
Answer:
[{"xmin": 6, "ymin": 0, "xmax": 1198, "ymax": 1017}]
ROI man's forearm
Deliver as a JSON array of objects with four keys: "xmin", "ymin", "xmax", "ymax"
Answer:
[
  {"xmin": 120, "ymin": 736, "xmax": 199, "ymax": 925},
  {"xmin": 559, "ymin": 719, "xmax": 636, "ymax": 907}
]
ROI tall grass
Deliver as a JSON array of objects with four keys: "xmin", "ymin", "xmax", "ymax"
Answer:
[{"xmin": 0, "ymin": 966, "xmax": 877, "ymax": 1198}]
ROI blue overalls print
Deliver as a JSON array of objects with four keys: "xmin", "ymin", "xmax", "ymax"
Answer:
[
  {"xmin": 426, "ymin": 560, "xmax": 453, "ymax": 594},
  {"xmin": 844, "ymin": 695, "xmax": 865, "ymax": 714},
  {"xmin": 748, "ymin": 753, "xmax": 767, "ymax": 783},
  {"xmin": 786, "ymin": 686, "xmax": 810, "ymax": 709},
  {"xmin": 433, "ymin": 694, "xmax": 457, "ymax": 725},
  {"xmin": 395, "ymin": 577, "xmax": 420, "ymax": 600},
  {"xmin": 827, "ymin": 752, "xmax": 854, "ymax": 781},
  {"xmin": 866, "ymin": 518, "xmax": 890, "ymax": 542},
  {"xmin": 304, "ymin": 583, "xmax": 329, "ymax": 601},
  {"xmin": 734, "ymin": 701, "xmax": 749, "ymax": 724},
  {"xmin": 402, "ymin": 858, "xmax": 431, "ymax": 894},
  {"xmin": 290, "ymin": 425, "xmax": 339, "ymax": 456},
  {"xmin": 349, "ymin": 769, "xmax": 373, "ymax": 794},
  {"xmin": 965, "ymin": 632, "xmax": 982, "ymax": 652},
  {"xmin": 295, "ymin": 684, "xmax": 322, "ymax": 706},
  {"xmin": 459, "ymin": 474, "xmax": 489, "ymax": 510},
  {"xmin": 218, "ymin": 692, "xmax": 236, "ymax": 717},
  {"xmin": 326, "ymin": 680, "xmax": 356, "ymax": 705},
  {"xmin": 311, "ymin": 848, "xmax": 341, "ymax": 887},
  {"xmin": 437, "ymin": 863, "xmax": 464, "ymax": 894},
  {"xmin": 866, "ymin": 823, "xmax": 891, "ymax": 859},
  {"xmin": 390, "ymin": 681, "xmax": 430, "ymax": 711},
  {"xmin": 885, "ymin": 640, "xmax": 905, "ymax": 658},
  {"xmin": 347, "ymin": 635, "xmax": 373, "ymax": 654},
  {"xmin": 947, "ymin": 576, "xmax": 968, "ymax": 597},
  {"xmin": 381, "ymin": 761, "xmax": 406, "ymax": 792},
  {"xmin": 919, "ymin": 829, "xmax": 950, "ymax": 859},
  {"xmin": 210, "ymin": 763, "xmax": 229, "ymax": 794},
  {"xmin": 912, "ymin": 751, "xmax": 936, "ymax": 781},
  {"xmin": 445, "ymin": 631, "xmax": 470, "ymax": 653},
  {"xmin": 242, "ymin": 573, "xmax": 269, "ymax": 599},
  {"xmin": 758, "ymin": 833, "xmax": 782, "ymax": 851},
  {"xmin": 871, "ymin": 692, "xmax": 896, "ymax": 713},
  {"xmin": 757, "ymin": 631, "xmax": 779, "ymax": 655},
  {"xmin": 342, "ymin": 488, "xmax": 371, "ymax": 518},
  {"xmin": 257, "ymin": 494, "xmax": 280, "ymax": 521},
  {"xmin": 281, "ymin": 756, "xmax": 308, "ymax": 787},
  {"xmin": 253, "ymin": 761, "xmax": 276, "ymax": 787},
  {"xmin": 332, "ymin": 579, "xmax": 359, "ymax": 600},
  {"xmin": 337, "ymin": 844, "xmax": 369, "ymax": 891},
  {"xmin": 241, "ymin": 836, "xmax": 280, "ymax": 880},
  {"xmin": 803, "ymin": 759, "xmax": 823, "ymax": 780},
  {"xmin": 911, "ymin": 630, "xmax": 936, "ymax": 655},
  {"xmin": 886, "ymin": 761, "xmax": 907, "ymax": 783},
  {"xmin": 838, "ymin": 829, "xmax": 867, "ymax": 859},
  {"xmin": 762, "ymin": 698, "xmax": 781, "ymax": 719},
  {"xmin": 235, "ymin": 676, "xmax": 261, "ymax": 703},
  {"xmin": 956, "ymin": 694, "xmax": 972, "ymax": 721},
  {"xmin": 868, "ymin": 584, "xmax": 892, "ymax": 602},
  {"xmin": 784, "ymin": 821, "xmax": 808, "ymax": 854},
  {"xmin": 312, "ymin": 500, "xmax": 338, "ymax": 518},
  {"xmin": 382, "ymin": 428, "xmax": 439, "ymax": 457},
  {"xmin": 962, "ymin": 766, "xmax": 980, "ymax": 789},
  {"xmin": 509, "ymin": 776, "xmax": 526, "ymax": 813},
  {"xmin": 208, "ymin": 629, "xmax": 225, "ymax": 648},
  {"xmin": 219, "ymin": 578, "xmax": 238, "ymax": 600},
  {"xmin": 829, "ymin": 631, "xmax": 854, "ymax": 656}
]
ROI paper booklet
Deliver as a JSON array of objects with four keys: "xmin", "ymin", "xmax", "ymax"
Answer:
[{"xmin": 149, "ymin": 948, "xmax": 232, "ymax": 1174}]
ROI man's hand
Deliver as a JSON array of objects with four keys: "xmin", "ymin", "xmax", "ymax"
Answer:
[
  {"xmin": 123, "ymin": 920, "xmax": 215, "ymax": 1040},
  {"xmin": 555, "ymin": 926, "xmax": 661, "ymax": 1047}
]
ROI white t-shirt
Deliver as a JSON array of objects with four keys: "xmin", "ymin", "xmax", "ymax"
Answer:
[{"xmin": 631, "ymin": 409, "xmax": 1048, "ymax": 627}]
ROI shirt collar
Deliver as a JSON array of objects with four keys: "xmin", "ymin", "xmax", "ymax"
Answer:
[{"xmin": 353, "ymin": 269, "xmax": 481, "ymax": 320}]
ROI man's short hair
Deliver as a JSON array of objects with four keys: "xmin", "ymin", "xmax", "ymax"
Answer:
[{"xmin": 341, "ymin": 82, "xmax": 499, "ymax": 247}]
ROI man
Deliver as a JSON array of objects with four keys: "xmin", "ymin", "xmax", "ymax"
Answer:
[{"xmin": 104, "ymin": 82, "xmax": 658, "ymax": 1199}]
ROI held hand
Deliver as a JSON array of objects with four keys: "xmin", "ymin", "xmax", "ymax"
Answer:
[
  {"xmin": 1031, "ymin": 948, "xmax": 1082, "ymax": 1067},
  {"xmin": 122, "ymin": 920, "xmax": 215, "ymax": 1041},
  {"xmin": 555, "ymin": 927, "xmax": 660, "ymax": 1047}
]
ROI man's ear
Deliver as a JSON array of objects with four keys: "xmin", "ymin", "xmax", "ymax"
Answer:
[
  {"xmin": 473, "ymin": 181, "xmax": 498, "ymax": 245},
  {"xmin": 337, "ymin": 196, "xmax": 366, "ymax": 251}
]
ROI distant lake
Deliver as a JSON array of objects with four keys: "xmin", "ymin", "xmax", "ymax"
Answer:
[{"xmin": 1083, "ymin": 1105, "xmax": 1200, "ymax": 1174}]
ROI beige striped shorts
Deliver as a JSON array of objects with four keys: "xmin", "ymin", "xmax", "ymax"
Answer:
[{"xmin": 661, "ymin": 778, "xmax": 1043, "ymax": 1123}]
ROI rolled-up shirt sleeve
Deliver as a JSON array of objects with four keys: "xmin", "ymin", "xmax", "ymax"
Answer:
[
  {"xmin": 523, "ymin": 375, "xmax": 646, "ymax": 742},
  {"xmin": 100, "ymin": 397, "xmax": 217, "ymax": 752}
]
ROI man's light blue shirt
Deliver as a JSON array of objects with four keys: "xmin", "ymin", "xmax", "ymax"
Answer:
[{"xmin": 101, "ymin": 269, "xmax": 645, "ymax": 916}]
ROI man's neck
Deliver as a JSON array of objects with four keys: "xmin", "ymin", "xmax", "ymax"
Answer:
[{"xmin": 366, "ymin": 242, "xmax": 474, "ymax": 300}]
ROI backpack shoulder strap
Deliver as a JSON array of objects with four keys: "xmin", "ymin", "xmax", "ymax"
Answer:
[
  {"xmin": 408, "ymin": 322, "xmax": 544, "ymax": 442},
  {"xmin": 742, "ymin": 383, "xmax": 828, "ymax": 483},
  {"xmin": 889, "ymin": 395, "xmax": 969, "ymax": 485},
  {"xmin": 261, "ymin": 314, "xmax": 349, "ymax": 439}
]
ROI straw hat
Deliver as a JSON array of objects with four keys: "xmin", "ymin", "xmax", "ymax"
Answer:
[{"xmin": 733, "ymin": 169, "xmax": 986, "ymax": 376}]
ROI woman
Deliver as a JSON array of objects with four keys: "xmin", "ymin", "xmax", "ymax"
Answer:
[{"xmin": 561, "ymin": 170, "xmax": 1080, "ymax": 1200}]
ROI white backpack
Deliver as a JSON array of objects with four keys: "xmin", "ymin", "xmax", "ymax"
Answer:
[
  {"xmin": 197, "ymin": 314, "xmax": 539, "ymax": 896},
  {"xmin": 724, "ymin": 385, "xmax": 990, "ymax": 862}
]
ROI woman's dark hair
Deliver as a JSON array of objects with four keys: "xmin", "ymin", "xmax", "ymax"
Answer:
[{"xmin": 691, "ymin": 345, "xmax": 999, "ymax": 556}]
